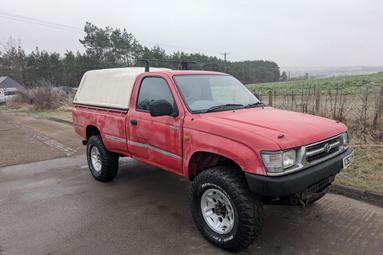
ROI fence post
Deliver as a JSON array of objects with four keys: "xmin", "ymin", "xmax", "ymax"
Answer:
[
  {"xmin": 268, "ymin": 90, "xmax": 273, "ymax": 106},
  {"xmin": 379, "ymin": 86, "xmax": 383, "ymax": 118},
  {"xmin": 273, "ymin": 90, "xmax": 277, "ymax": 105},
  {"xmin": 333, "ymin": 85, "xmax": 339, "ymax": 119},
  {"xmin": 315, "ymin": 89, "xmax": 321, "ymax": 114}
]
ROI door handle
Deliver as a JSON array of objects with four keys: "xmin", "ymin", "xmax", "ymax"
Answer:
[{"xmin": 130, "ymin": 119, "xmax": 138, "ymax": 126}]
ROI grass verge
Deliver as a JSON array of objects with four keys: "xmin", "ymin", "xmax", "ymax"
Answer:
[
  {"xmin": 32, "ymin": 107, "xmax": 73, "ymax": 123},
  {"xmin": 335, "ymin": 146, "xmax": 383, "ymax": 194},
  {"xmin": 0, "ymin": 105, "xmax": 72, "ymax": 123}
]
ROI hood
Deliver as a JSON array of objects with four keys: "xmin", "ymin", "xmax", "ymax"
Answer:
[{"xmin": 202, "ymin": 107, "xmax": 347, "ymax": 149}]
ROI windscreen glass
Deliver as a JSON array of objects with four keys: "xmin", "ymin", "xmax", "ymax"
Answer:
[{"xmin": 173, "ymin": 75, "xmax": 260, "ymax": 113}]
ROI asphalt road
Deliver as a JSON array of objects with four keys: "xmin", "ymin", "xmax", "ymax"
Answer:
[{"xmin": 1, "ymin": 155, "xmax": 383, "ymax": 255}]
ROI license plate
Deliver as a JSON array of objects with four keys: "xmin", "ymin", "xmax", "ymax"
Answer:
[{"xmin": 343, "ymin": 151, "xmax": 354, "ymax": 169}]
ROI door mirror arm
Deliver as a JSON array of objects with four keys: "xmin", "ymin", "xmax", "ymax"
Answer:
[{"xmin": 170, "ymin": 108, "xmax": 179, "ymax": 117}]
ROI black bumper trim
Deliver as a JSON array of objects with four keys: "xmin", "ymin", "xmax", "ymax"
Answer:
[{"xmin": 245, "ymin": 148, "xmax": 353, "ymax": 197}]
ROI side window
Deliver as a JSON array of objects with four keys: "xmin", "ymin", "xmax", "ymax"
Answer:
[{"xmin": 136, "ymin": 77, "xmax": 175, "ymax": 111}]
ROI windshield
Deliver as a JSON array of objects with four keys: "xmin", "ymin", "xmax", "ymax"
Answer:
[{"xmin": 173, "ymin": 74, "xmax": 261, "ymax": 113}]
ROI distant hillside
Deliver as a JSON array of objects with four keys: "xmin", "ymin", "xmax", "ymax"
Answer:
[
  {"xmin": 281, "ymin": 66, "xmax": 383, "ymax": 79},
  {"xmin": 247, "ymin": 72, "xmax": 383, "ymax": 95}
]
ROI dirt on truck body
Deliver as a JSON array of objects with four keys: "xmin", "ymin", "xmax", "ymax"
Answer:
[{"xmin": 72, "ymin": 65, "xmax": 353, "ymax": 251}]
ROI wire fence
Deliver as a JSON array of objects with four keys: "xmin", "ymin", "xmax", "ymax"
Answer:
[{"xmin": 256, "ymin": 85, "xmax": 383, "ymax": 144}]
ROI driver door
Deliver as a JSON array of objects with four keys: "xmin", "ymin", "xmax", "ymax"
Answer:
[{"xmin": 128, "ymin": 76, "xmax": 183, "ymax": 174}]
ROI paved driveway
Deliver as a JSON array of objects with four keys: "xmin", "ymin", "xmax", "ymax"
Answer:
[
  {"xmin": 1, "ymin": 156, "xmax": 382, "ymax": 255},
  {"xmin": 0, "ymin": 112, "xmax": 83, "ymax": 167}
]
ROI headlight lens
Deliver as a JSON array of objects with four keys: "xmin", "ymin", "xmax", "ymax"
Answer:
[
  {"xmin": 283, "ymin": 150, "xmax": 297, "ymax": 168},
  {"xmin": 261, "ymin": 149, "xmax": 297, "ymax": 173}
]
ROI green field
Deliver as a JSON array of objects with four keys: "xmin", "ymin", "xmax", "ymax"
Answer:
[
  {"xmin": 246, "ymin": 72, "xmax": 383, "ymax": 194},
  {"xmin": 247, "ymin": 72, "xmax": 383, "ymax": 95}
]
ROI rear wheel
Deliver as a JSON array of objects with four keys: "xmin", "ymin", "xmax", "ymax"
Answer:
[
  {"xmin": 86, "ymin": 135, "xmax": 118, "ymax": 182},
  {"xmin": 190, "ymin": 166, "xmax": 263, "ymax": 252}
]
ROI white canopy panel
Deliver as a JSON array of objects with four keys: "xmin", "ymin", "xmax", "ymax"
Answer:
[{"xmin": 73, "ymin": 67, "xmax": 170, "ymax": 109}]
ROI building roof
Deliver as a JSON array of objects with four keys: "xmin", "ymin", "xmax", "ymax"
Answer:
[{"xmin": 0, "ymin": 76, "xmax": 25, "ymax": 90}]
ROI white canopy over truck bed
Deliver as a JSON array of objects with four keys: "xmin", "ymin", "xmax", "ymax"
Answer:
[{"xmin": 73, "ymin": 67, "xmax": 169, "ymax": 109}]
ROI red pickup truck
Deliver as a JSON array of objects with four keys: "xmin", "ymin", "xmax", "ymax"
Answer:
[{"xmin": 72, "ymin": 66, "xmax": 353, "ymax": 251}]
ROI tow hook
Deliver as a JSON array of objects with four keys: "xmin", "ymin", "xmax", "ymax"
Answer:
[
  {"xmin": 290, "ymin": 195, "xmax": 307, "ymax": 207},
  {"xmin": 291, "ymin": 185, "xmax": 331, "ymax": 207}
]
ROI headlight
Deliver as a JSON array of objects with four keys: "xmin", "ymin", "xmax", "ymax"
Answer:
[
  {"xmin": 261, "ymin": 149, "xmax": 297, "ymax": 173},
  {"xmin": 341, "ymin": 132, "xmax": 349, "ymax": 146},
  {"xmin": 283, "ymin": 150, "xmax": 297, "ymax": 168}
]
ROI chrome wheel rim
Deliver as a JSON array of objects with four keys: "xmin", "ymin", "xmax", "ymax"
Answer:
[
  {"xmin": 90, "ymin": 146, "xmax": 102, "ymax": 172},
  {"xmin": 200, "ymin": 188, "xmax": 235, "ymax": 234}
]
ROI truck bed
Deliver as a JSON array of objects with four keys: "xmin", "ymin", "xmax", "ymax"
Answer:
[{"xmin": 72, "ymin": 105, "xmax": 130, "ymax": 156}]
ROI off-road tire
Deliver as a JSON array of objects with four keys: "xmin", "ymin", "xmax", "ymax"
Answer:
[
  {"xmin": 86, "ymin": 135, "xmax": 119, "ymax": 182},
  {"xmin": 191, "ymin": 166, "xmax": 263, "ymax": 252}
]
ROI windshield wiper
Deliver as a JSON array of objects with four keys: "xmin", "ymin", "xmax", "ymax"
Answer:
[
  {"xmin": 244, "ymin": 102, "xmax": 265, "ymax": 108},
  {"xmin": 205, "ymin": 104, "xmax": 244, "ymax": 113}
]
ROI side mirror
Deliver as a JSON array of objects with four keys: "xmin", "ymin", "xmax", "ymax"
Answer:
[{"xmin": 149, "ymin": 100, "xmax": 177, "ymax": 117}]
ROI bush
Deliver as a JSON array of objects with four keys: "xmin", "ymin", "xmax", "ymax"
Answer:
[{"xmin": 10, "ymin": 85, "xmax": 74, "ymax": 111}]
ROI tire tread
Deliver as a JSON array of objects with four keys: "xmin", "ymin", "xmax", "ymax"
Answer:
[
  {"xmin": 191, "ymin": 165, "xmax": 263, "ymax": 252},
  {"xmin": 87, "ymin": 135, "xmax": 118, "ymax": 182}
]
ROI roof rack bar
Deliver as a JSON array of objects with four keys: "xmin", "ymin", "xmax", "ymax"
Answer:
[
  {"xmin": 137, "ymin": 59, "xmax": 196, "ymax": 71},
  {"xmin": 180, "ymin": 61, "xmax": 189, "ymax": 70},
  {"xmin": 143, "ymin": 60, "xmax": 150, "ymax": 72}
]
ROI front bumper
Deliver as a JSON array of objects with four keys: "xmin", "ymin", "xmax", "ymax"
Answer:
[{"xmin": 245, "ymin": 148, "xmax": 353, "ymax": 197}]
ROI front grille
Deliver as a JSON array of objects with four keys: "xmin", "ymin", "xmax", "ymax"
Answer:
[{"xmin": 305, "ymin": 136, "xmax": 341, "ymax": 163}]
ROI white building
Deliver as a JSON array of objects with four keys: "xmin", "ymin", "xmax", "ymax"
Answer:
[{"xmin": 0, "ymin": 76, "xmax": 25, "ymax": 104}]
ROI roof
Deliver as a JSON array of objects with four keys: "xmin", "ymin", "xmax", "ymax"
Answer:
[
  {"xmin": 73, "ymin": 67, "xmax": 226, "ymax": 109},
  {"xmin": 73, "ymin": 67, "xmax": 171, "ymax": 109},
  {"xmin": 0, "ymin": 76, "xmax": 25, "ymax": 90}
]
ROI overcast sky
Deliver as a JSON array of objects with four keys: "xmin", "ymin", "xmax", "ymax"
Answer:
[{"xmin": 0, "ymin": 0, "xmax": 382, "ymax": 67}]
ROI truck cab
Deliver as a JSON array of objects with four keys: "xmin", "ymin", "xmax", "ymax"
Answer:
[{"xmin": 72, "ymin": 66, "xmax": 353, "ymax": 252}]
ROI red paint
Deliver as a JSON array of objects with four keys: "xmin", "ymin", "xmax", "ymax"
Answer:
[{"xmin": 72, "ymin": 70, "xmax": 347, "ymax": 178}]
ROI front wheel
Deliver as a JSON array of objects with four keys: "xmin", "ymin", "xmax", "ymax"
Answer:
[
  {"xmin": 190, "ymin": 166, "xmax": 263, "ymax": 252},
  {"xmin": 86, "ymin": 135, "xmax": 119, "ymax": 182}
]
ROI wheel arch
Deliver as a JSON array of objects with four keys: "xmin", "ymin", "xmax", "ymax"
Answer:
[
  {"xmin": 86, "ymin": 125, "xmax": 100, "ymax": 139},
  {"xmin": 187, "ymin": 151, "xmax": 243, "ymax": 180},
  {"xmin": 183, "ymin": 128, "xmax": 265, "ymax": 178}
]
